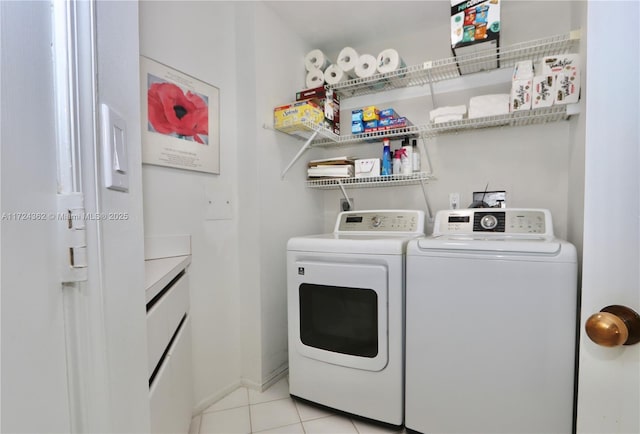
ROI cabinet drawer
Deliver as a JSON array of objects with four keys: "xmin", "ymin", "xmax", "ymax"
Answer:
[
  {"xmin": 146, "ymin": 273, "xmax": 189, "ymax": 378},
  {"xmin": 149, "ymin": 316, "xmax": 193, "ymax": 434}
]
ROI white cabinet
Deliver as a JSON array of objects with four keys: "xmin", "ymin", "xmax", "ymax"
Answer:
[{"xmin": 146, "ymin": 258, "xmax": 193, "ymax": 434}]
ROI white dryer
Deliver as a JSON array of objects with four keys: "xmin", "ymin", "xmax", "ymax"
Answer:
[
  {"xmin": 405, "ymin": 208, "xmax": 578, "ymax": 434},
  {"xmin": 287, "ymin": 210, "xmax": 425, "ymax": 427}
]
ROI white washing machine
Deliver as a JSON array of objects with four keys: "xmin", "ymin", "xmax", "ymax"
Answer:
[
  {"xmin": 405, "ymin": 208, "xmax": 578, "ymax": 434},
  {"xmin": 287, "ymin": 210, "xmax": 425, "ymax": 427}
]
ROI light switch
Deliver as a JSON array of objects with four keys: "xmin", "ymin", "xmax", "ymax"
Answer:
[{"xmin": 101, "ymin": 104, "xmax": 129, "ymax": 192}]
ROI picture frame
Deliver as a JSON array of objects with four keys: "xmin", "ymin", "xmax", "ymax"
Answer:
[{"xmin": 140, "ymin": 56, "xmax": 220, "ymax": 174}]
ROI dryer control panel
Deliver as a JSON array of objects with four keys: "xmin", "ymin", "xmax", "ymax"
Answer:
[
  {"xmin": 335, "ymin": 210, "xmax": 425, "ymax": 234},
  {"xmin": 434, "ymin": 209, "xmax": 553, "ymax": 237}
]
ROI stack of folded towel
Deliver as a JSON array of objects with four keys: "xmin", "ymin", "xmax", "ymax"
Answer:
[{"xmin": 429, "ymin": 105, "xmax": 467, "ymax": 124}]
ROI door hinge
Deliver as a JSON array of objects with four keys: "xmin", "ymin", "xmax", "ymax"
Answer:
[{"xmin": 57, "ymin": 193, "xmax": 88, "ymax": 283}]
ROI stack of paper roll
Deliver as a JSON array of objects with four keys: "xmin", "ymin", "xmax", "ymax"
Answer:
[
  {"xmin": 304, "ymin": 49, "xmax": 331, "ymax": 72},
  {"xmin": 324, "ymin": 64, "xmax": 350, "ymax": 85},
  {"xmin": 305, "ymin": 49, "xmax": 331, "ymax": 88},
  {"xmin": 376, "ymin": 48, "xmax": 406, "ymax": 74},
  {"xmin": 354, "ymin": 54, "xmax": 378, "ymax": 78},
  {"xmin": 305, "ymin": 68, "xmax": 325, "ymax": 89},
  {"xmin": 336, "ymin": 47, "xmax": 359, "ymax": 78}
]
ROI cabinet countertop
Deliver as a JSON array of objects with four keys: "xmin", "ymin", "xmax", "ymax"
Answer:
[{"xmin": 145, "ymin": 255, "xmax": 192, "ymax": 304}]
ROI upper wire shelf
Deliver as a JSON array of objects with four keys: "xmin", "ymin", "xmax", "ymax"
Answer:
[{"xmin": 325, "ymin": 30, "xmax": 581, "ymax": 99}]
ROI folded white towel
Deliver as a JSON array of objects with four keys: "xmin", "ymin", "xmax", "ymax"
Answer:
[
  {"xmin": 429, "ymin": 105, "xmax": 467, "ymax": 122},
  {"xmin": 468, "ymin": 94, "xmax": 510, "ymax": 119},
  {"xmin": 433, "ymin": 114, "xmax": 464, "ymax": 124}
]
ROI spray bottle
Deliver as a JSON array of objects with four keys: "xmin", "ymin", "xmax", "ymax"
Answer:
[{"xmin": 381, "ymin": 138, "xmax": 392, "ymax": 176}]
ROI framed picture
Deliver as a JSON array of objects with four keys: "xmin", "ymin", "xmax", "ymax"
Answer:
[{"xmin": 140, "ymin": 56, "xmax": 220, "ymax": 174}]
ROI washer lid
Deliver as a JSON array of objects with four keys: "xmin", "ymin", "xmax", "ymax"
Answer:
[{"xmin": 415, "ymin": 234, "xmax": 562, "ymax": 255}]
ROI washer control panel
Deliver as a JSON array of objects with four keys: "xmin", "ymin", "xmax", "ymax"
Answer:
[
  {"xmin": 435, "ymin": 209, "xmax": 552, "ymax": 236},
  {"xmin": 336, "ymin": 210, "xmax": 425, "ymax": 234}
]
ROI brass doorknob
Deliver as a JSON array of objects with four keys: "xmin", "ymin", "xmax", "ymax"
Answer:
[{"xmin": 585, "ymin": 305, "xmax": 640, "ymax": 347}]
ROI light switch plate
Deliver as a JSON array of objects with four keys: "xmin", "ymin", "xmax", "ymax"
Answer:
[{"xmin": 100, "ymin": 104, "xmax": 129, "ymax": 192}]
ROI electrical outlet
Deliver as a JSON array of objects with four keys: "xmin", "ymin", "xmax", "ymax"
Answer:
[
  {"xmin": 340, "ymin": 198, "xmax": 354, "ymax": 212},
  {"xmin": 449, "ymin": 193, "xmax": 460, "ymax": 210}
]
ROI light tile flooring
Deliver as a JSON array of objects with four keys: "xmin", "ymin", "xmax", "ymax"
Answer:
[{"xmin": 189, "ymin": 377, "xmax": 405, "ymax": 434}]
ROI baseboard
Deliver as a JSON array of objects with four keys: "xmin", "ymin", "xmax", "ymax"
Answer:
[
  {"xmin": 242, "ymin": 364, "xmax": 289, "ymax": 392},
  {"xmin": 192, "ymin": 379, "xmax": 242, "ymax": 416},
  {"xmin": 192, "ymin": 365, "xmax": 290, "ymax": 416}
]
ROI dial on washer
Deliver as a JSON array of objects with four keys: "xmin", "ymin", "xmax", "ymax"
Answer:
[{"xmin": 480, "ymin": 214, "xmax": 498, "ymax": 230}]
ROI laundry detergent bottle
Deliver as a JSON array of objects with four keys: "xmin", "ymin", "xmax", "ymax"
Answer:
[{"xmin": 381, "ymin": 138, "xmax": 392, "ymax": 176}]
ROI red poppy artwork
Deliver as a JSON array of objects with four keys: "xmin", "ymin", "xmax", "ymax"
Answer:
[
  {"xmin": 147, "ymin": 75, "xmax": 209, "ymax": 144},
  {"xmin": 141, "ymin": 56, "xmax": 219, "ymax": 174}
]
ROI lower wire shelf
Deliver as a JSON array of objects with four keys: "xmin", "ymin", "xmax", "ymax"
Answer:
[{"xmin": 306, "ymin": 172, "xmax": 435, "ymax": 189}]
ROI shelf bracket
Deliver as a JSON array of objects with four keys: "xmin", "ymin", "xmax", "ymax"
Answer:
[
  {"xmin": 418, "ymin": 134, "xmax": 434, "ymax": 176},
  {"xmin": 280, "ymin": 130, "xmax": 318, "ymax": 180},
  {"xmin": 419, "ymin": 179, "xmax": 434, "ymax": 222},
  {"xmin": 336, "ymin": 181, "xmax": 352, "ymax": 210}
]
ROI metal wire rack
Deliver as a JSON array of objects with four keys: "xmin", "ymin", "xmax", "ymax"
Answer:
[
  {"xmin": 306, "ymin": 172, "xmax": 435, "ymax": 189},
  {"xmin": 325, "ymin": 31, "xmax": 580, "ymax": 98}
]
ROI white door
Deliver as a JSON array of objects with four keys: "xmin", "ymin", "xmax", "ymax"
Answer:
[
  {"xmin": 576, "ymin": 1, "xmax": 640, "ymax": 433},
  {"xmin": 0, "ymin": 2, "xmax": 72, "ymax": 432}
]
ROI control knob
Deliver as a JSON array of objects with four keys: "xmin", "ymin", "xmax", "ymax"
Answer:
[{"xmin": 480, "ymin": 214, "xmax": 498, "ymax": 230}]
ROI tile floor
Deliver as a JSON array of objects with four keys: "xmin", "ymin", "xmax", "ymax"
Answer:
[{"xmin": 189, "ymin": 377, "xmax": 405, "ymax": 434}]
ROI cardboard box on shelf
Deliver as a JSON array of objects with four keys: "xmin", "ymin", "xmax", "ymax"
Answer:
[
  {"xmin": 352, "ymin": 120, "xmax": 365, "ymax": 135},
  {"xmin": 355, "ymin": 158, "xmax": 381, "ymax": 178},
  {"xmin": 274, "ymin": 100, "xmax": 324, "ymax": 134},
  {"xmin": 510, "ymin": 79, "xmax": 532, "ymax": 112},
  {"xmin": 532, "ymin": 75, "xmax": 556, "ymax": 108},
  {"xmin": 295, "ymin": 86, "xmax": 326, "ymax": 101},
  {"xmin": 450, "ymin": 0, "xmax": 501, "ymax": 74},
  {"xmin": 554, "ymin": 70, "xmax": 580, "ymax": 104},
  {"xmin": 363, "ymin": 106, "xmax": 380, "ymax": 122},
  {"xmin": 540, "ymin": 54, "xmax": 580, "ymax": 75}
]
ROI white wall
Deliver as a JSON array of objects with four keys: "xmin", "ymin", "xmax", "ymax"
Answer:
[
  {"xmin": 311, "ymin": 1, "xmax": 577, "ymax": 238},
  {"xmin": 140, "ymin": 1, "xmax": 325, "ymax": 407},
  {"xmin": 251, "ymin": 2, "xmax": 325, "ymax": 383},
  {"xmin": 139, "ymin": 0, "xmax": 244, "ymax": 410},
  {"xmin": 93, "ymin": 2, "xmax": 150, "ymax": 431}
]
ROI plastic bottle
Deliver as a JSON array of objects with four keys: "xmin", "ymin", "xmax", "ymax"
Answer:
[
  {"xmin": 411, "ymin": 139, "xmax": 421, "ymax": 172},
  {"xmin": 401, "ymin": 147, "xmax": 412, "ymax": 175},
  {"xmin": 401, "ymin": 137, "xmax": 412, "ymax": 172},
  {"xmin": 393, "ymin": 149, "xmax": 402, "ymax": 175},
  {"xmin": 381, "ymin": 138, "xmax": 392, "ymax": 176}
]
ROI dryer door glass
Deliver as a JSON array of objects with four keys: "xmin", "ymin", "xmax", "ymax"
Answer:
[{"xmin": 299, "ymin": 283, "xmax": 378, "ymax": 358}]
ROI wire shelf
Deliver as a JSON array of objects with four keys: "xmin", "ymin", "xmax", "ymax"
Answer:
[
  {"xmin": 326, "ymin": 31, "xmax": 580, "ymax": 99},
  {"xmin": 306, "ymin": 172, "xmax": 435, "ymax": 189},
  {"xmin": 422, "ymin": 105, "xmax": 571, "ymax": 137},
  {"xmin": 311, "ymin": 125, "xmax": 422, "ymax": 148},
  {"xmin": 300, "ymin": 105, "xmax": 573, "ymax": 146}
]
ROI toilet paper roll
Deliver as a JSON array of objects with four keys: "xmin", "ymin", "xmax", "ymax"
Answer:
[
  {"xmin": 336, "ymin": 46, "xmax": 359, "ymax": 78},
  {"xmin": 376, "ymin": 48, "xmax": 406, "ymax": 74},
  {"xmin": 354, "ymin": 54, "xmax": 378, "ymax": 79},
  {"xmin": 304, "ymin": 49, "xmax": 331, "ymax": 72},
  {"xmin": 305, "ymin": 68, "xmax": 325, "ymax": 89},
  {"xmin": 324, "ymin": 64, "xmax": 349, "ymax": 85}
]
